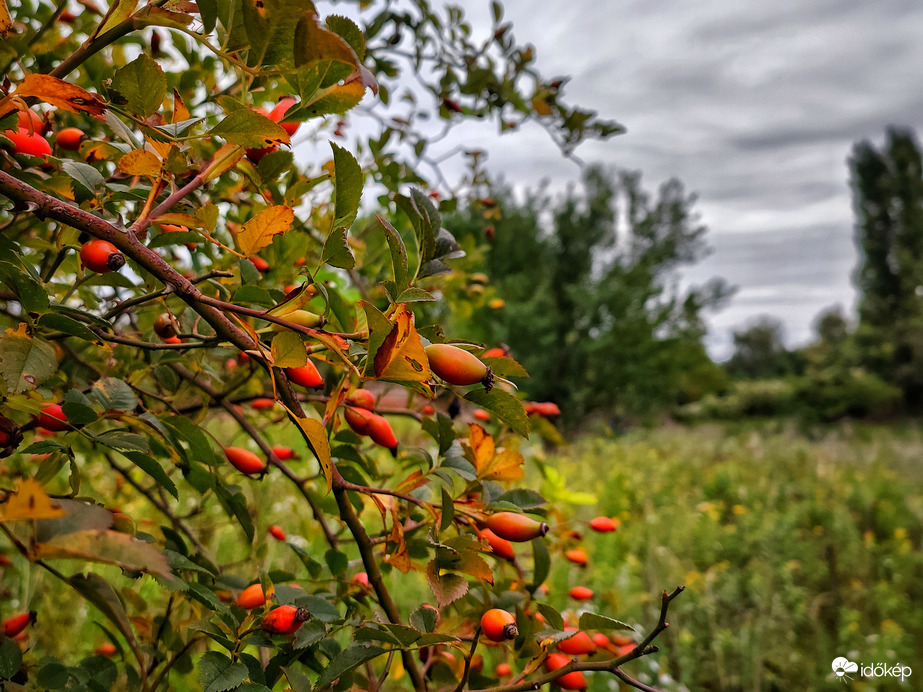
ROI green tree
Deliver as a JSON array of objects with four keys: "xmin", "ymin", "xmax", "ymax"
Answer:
[
  {"xmin": 725, "ymin": 316, "xmax": 797, "ymax": 380},
  {"xmin": 444, "ymin": 166, "xmax": 730, "ymax": 425},
  {"xmin": 850, "ymin": 127, "xmax": 923, "ymax": 410}
]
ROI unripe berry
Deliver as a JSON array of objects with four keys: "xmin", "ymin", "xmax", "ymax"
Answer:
[
  {"xmin": 80, "ymin": 239, "xmax": 125, "ymax": 273},
  {"xmin": 486, "ymin": 512, "xmax": 549, "ymax": 542},
  {"xmin": 425, "ymin": 343, "xmax": 493, "ymax": 390},
  {"xmin": 481, "ymin": 608, "xmax": 518, "ymax": 642},
  {"xmin": 224, "ymin": 446, "xmax": 266, "ymax": 475}
]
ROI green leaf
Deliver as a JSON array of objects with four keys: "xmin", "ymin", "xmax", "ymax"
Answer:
[
  {"xmin": 290, "ymin": 594, "xmax": 340, "ymax": 622},
  {"xmin": 111, "ymin": 54, "xmax": 167, "ymax": 117},
  {"xmin": 374, "ymin": 215, "xmax": 408, "ymax": 294},
  {"xmin": 360, "ymin": 301, "xmax": 392, "ymax": 377},
  {"xmin": 271, "ymin": 331, "xmax": 307, "ymax": 369},
  {"xmin": 198, "ymin": 0, "xmax": 217, "ymax": 33},
  {"xmin": 292, "ymin": 619, "xmax": 326, "ymax": 650},
  {"xmin": 326, "ymin": 15, "xmax": 365, "ymax": 60},
  {"xmin": 578, "ymin": 612, "xmax": 634, "ymax": 632},
  {"xmin": 62, "ymin": 389, "xmax": 99, "ymax": 425},
  {"xmin": 0, "ymin": 261, "xmax": 49, "ymax": 315},
  {"xmin": 122, "ymin": 450, "xmax": 178, "ymax": 499},
  {"xmin": 21, "ymin": 440, "xmax": 66, "ymax": 455},
  {"xmin": 382, "ymin": 623, "xmax": 423, "ymax": 647},
  {"xmin": 425, "ymin": 560, "xmax": 468, "ymax": 608},
  {"xmin": 37, "ymin": 313, "xmax": 99, "ymax": 342},
  {"xmin": 464, "ymin": 388, "xmax": 530, "ymax": 437},
  {"xmin": 35, "ymin": 661, "xmax": 68, "ymax": 688},
  {"xmin": 89, "ymin": 377, "xmax": 139, "ymax": 412},
  {"xmin": 209, "ymin": 109, "xmax": 289, "ymax": 149},
  {"xmin": 0, "ymin": 323, "xmax": 58, "ymax": 392},
  {"xmin": 331, "ymin": 142, "xmax": 362, "ymax": 230},
  {"xmin": 186, "ymin": 582, "xmax": 231, "ymax": 615},
  {"xmin": 0, "ymin": 637, "xmax": 22, "ymax": 680},
  {"xmin": 410, "ymin": 605, "xmax": 439, "ymax": 633},
  {"xmin": 497, "ymin": 489, "xmax": 547, "ymax": 510},
  {"xmin": 530, "ymin": 537, "xmax": 550, "ymax": 591},
  {"xmin": 439, "ymin": 486, "xmax": 454, "ymax": 532},
  {"xmin": 395, "ymin": 287, "xmax": 436, "ymax": 303},
  {"xmin": 537, "ymin": 603, "xmax": 565, "ymax": 631},
  {"xmin": 60, "ymin": 160, "xmax": 106, "ymax": 194},
  {"xmin": 198, "ymin": 651, "xmax": 248, "ymax": 692},
  {"xmin": 483, "ymin": 355, "xmax": 529, "ymax": 379},
  {"xmin": 313, "ymin": 644, "xmax": 385, "ymax": 690},
  {"xmin": 68, "ymin": 573, "xmax": 138, "ymax": 650},
  {"xmin": 293, "ymin": 10, "xmax": 359, "ymax": 72},
  {"xmin": 321, "ymin": 226, "xmax": 355, "ymax": 269}
]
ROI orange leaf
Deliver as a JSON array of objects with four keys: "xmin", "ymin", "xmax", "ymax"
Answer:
[
  {"xmin": 0, "ymin": 1, "xmax": 12, "ymax": 37},
  {"xmin": 478, "ymin": 447, "xmax": 525, "ymax": 482},
  {"xmin": 235, "ymin": 205, "xmax": 294, "ymax": 256},
  {"xmin": 372, "ymin": 304, "xmax": 431, "ymax": 383},
  {"xmin": 117, "ymin": 149, "xmax": 162, "ymax": 177},
  {"xmin": 15, "ymin": 74, "xmax": 106, "ymax": 117},
  {"xmin": 172, "ymin": 88, "xmax": 189, "ymax": 123}
]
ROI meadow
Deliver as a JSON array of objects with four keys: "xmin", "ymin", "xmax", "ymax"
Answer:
[{"xmin": 547, "ymin": 422, "xmax": 923, "ymax": 691}]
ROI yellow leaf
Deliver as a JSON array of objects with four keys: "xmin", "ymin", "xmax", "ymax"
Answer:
[
  {"xmin": 0, "ymin": 479, "xmax": 65, "ymax": 522},
  {"xmin": 467, "ymin": 424, "xmax": 495, "ymax": 470},
  {"xmin": 144, "ymin": 135, "xmax": 172, "ymax": 160},
  {"xmin": 270, "ymin": 331, "xmax": 307, "ymax": 369},
  {"xmin": 235, "ymin": 205, "xmax": 294, "ymax": 256},
  {"xmin": 284, "ymin": 407, "xmax": 334, "ymax": 492},
  {"xmin": 0, "ymin": 0, "xmax": 12, "ymax": 37},
  {"xmin": 203, "ymin": 143, "xmax": 245, "ymax": 183},
  {"xmin": 117, "ymin": 149, "xmax": 162, "ymax": 177},
  {"xmin": 479, "ymin": 447, "xmax": 524, "ymax": 482},
  {"xmin": 93, "ymin": 0, "xmax": 138, "ymax": 38},
  {"xmin": 372, "ymin": 304, "xmax": 431, "ymax": 383},
  {"xmin": 15, "ymin": 74, "xmax": 107, "ymax": 117}
]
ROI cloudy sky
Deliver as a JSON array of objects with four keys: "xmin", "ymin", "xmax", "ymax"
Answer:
[{"xmin": 427, "ymin": 0, "xmax": 923, "ymax": 358}]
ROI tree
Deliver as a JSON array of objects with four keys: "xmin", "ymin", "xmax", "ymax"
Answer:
[
  {"xmin": 850, "ymin": 127, "xmax": 923, "ymax": 410},
  {"xmin": 443, "ymin": 167, "xmax": 731, "ymax": 425},
  {"xmin": 724, "ymin": 316, "xmax": 797, "ymax": 380},
  {"xmin": 0, "ymin": 1, "xmax": 681, "ymax": 690}
]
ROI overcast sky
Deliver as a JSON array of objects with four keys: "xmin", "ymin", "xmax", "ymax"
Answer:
[{"xmin": 431, "ymin": 0, "xmax": 923, "ymax": 358}]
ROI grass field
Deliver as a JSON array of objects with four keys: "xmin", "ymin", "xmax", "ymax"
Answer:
[{"xmin": 544, "ymin": 422, "xmax": 923, "ymax": 691}]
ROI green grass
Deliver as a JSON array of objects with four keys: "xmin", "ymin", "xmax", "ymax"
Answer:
[{"xmin": 541, "ymin": 422, "xmax": 923, "ymax": 691}]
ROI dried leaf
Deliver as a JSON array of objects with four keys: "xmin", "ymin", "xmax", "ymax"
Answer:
[
  {"xmin": 0, "ymin": 479, "xmax": 65, "ymax": 522},
  {"xmin": 35, "ymin": 529, "xmax": 171, "ymax": 577},
  {"xmin": 15, "ymin": 74, "xmax": 106, "ymax": 117},
  {"xmin": 372, "ymin": 304, "xmax": 431, "ymax": 382},
  {"xmin": 235, "ymin": 205, "xmax": 294, "ymax": 256}
]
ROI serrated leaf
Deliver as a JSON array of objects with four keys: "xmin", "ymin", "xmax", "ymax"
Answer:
[
  {"xmin": 321, "ymin": 226, "xmax": 355, "ymax": 269},
  {"xmin": 209, "ymin": 109, "xmax": 289, "ymax": 149},
  {"xmin": 117, "ymin": 149, "xmax": 162, "ymax": 177},
  {"xmin": 235, "ymin": 205, "xmax": 294, "ymax": 256},
  {"xmin": 112, "ymin": 54, "xmax": 166, "ymax": 117},
  {"xmin": 483, "ymin": 355, "xmax": 529, "ymax": 379},
  {"xmin": 464, "ymin": 388, "xmax": 529, "ymax": 437},
  {"xmin": 0, "ymin": 324, "xmax": 56, "ymax": 392},
  {"xmin": 425, "ymin": 560, "xmax": 469, "ymax": 608},
  {"xmin": 374, "ymin": 215, "xmax": 408, "ymax": 295},
  {"xmin": 331, "ymin": 142, "xmax": 362, "ymax": 229},
  {"xmin": 313, "ymin": 644, "xmax": 385, "ymax": 690},
  {"xmin": 198, "ymin": 651, "xmax": 248, "ymax": 692},
  {"xmin": 89, "ymin": 377, "xmax": 139, "ymax": 412},
  {"xmin": 326, "ymin": 15, "xmax": 365, "ymax": 60},
  {"xmin": 578, "ymin": 612, "xmax": 635, "ymax": 632},
  {"xmin": 410, "ymin": 605, "xmax": 438, "ymax": 633},
  {"xmin": 292, "ymin": 619, "xmax": 326, "ymax": 649},
  {"xmin": 294, "ymin": 10, "xmax": 359, "ymax": 72},
  {"xmin": 394, "ymin": 287, "xmax": 436, "ymax": 303},
  {"xmin": 59, "ymin": 160, "xmax": 105, "ymax": 193}
]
